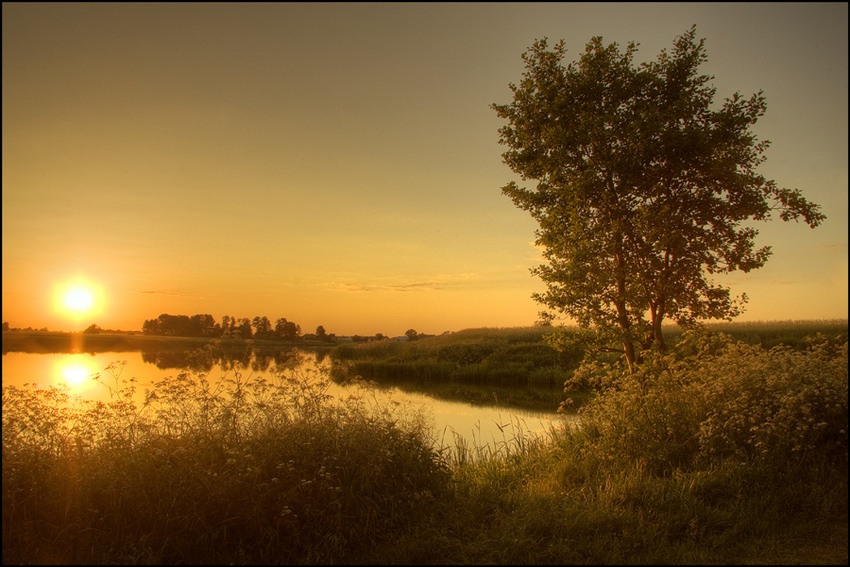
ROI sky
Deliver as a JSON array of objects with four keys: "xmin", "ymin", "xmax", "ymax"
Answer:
[{"xmin": 3, "ymin": 2, "xmax": 847, "ymax": 337}]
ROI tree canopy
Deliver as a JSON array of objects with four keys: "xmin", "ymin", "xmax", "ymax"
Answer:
[{"xmin": 492, "ymin": 26, "xmax": 824, "ymax": 372}]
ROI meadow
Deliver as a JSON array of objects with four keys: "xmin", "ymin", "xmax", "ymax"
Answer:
[
  {"xmin": 2, "ymin": 321, "xmax": 847, "ymax": 564},
  {"xmin": 328, "ymin": 320, "xmax": 848, "ymax": 404},
  {"xmin": 330, "ymin": 326, "xmax": 584, "ymax": 385},
  {"xmin": 0, "ymin": 330, "xmax": 330, "ymax": 355}
]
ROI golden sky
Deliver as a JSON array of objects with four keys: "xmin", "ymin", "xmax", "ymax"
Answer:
[{"xmin": 3, "ymin": 3, "xmax": 847, "ymax": 336}]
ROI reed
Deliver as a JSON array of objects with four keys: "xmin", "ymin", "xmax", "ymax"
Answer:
[
  {"xmin": 331, "ymin": 326, "xmax": 585, "ymax": 388},
  {"xmin": 2, "ymin": 353, "xmax": 449, "ymax": 564},
  {"xmin": 375, "ymin": 331, "xmax": 848, "ymax": 564},
  {"xmin": 3, "ymin": 327, "xmax": 847, "ymax": 564}
]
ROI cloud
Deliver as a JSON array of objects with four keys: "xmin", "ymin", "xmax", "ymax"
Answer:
[
  {"xmin": 329, "ymin": 273, "xmax": 481, "ymax": 293},
  {"xmin": 138, "ymin": 290, "xmax": 198, "ymax": 297},
  {"xmin": 333, "ymin": 281, "xmax": 443, "ymax": 293}
]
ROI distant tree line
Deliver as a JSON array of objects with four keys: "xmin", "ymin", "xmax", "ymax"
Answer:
[
  {"xmin": 2, "ymin": 322, "xmax": 126, "ymax": 334},
  {"xmin": 141, "ymin": 313, "xmax": 325, "ymax": 341}
]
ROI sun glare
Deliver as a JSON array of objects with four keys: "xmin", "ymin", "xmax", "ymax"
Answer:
[
  {"xmin": 54, "ymin": 278, "xmax": 103, "ymax": 321},
  {"xmin": 61, "ymin": 362, "xmax": 91, "ymax": 386},
  {"xmin": 64, "ymin": 287, "xmax": 94, "ymax": 312},
  {"xmin": 55, "ymin": 356, "xmax": 100, "ymax": 389}
]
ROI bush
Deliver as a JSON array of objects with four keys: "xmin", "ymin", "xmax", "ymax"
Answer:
[{"xmin": 569, "ymin": 331, "xmax": 848, "ymax": 476}]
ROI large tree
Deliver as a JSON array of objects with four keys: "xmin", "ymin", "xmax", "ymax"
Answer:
[{"xmin": 492, "ymin": 26, "xmax": 824, "ymax": 372}]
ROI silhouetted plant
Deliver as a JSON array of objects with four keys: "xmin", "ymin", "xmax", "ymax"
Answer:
[{"xmin": 2, "ymin": 349, "xmax": 449, "ymax": 564}]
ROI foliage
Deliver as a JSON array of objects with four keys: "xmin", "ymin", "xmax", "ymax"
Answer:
[
  {"xmin": 3, "ymin": 328, "xmax": 848, "ymax": 564},
  {"xmin": 142, "ymin": 313, "xmax": 306, "ymax": 340},
  {"xmin": 380, "ymin": 335, "xmax": 847, "ymax": 564},
  {"xmin": 2, "ymin": 353, "xmax": 449, "ymax": 564},
  {"xmin": 493, "ymin": 26, "xmax": 824, "ymax": 371},
  {"xmin": 274, "ymin": 317, "xmax": 301, "ymax": 340},
  {"xmin": 566, "ymin": 331, "xmax": 848, "ymax": 476},
  {"xmin": 142, "ymin": 313, "xmax": 219, "ymax": 337},
  {"xmin": 331, "ymin": 327, "xmax": 585, "ymax": 389}
]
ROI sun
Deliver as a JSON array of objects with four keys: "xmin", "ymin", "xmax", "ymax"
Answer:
[
  {"xmin": 64, "ymin": 286, "xmax": 94, "ymax": 313},
  {"xmin": 54, "ymin": 278, "xmax": 104, "ymax": 321}
]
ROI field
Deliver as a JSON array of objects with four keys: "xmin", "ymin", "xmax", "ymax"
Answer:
[
  {"xmin": 0, "ymin": 330, "xmax": 332, "ymax": 355},
  {"xmin": 2, "ymin": 320, "xmax": 847, "ymax": 564},
  {"xmin": 329, "ymin": 319, "xmax": 848, "ymax": 391}
]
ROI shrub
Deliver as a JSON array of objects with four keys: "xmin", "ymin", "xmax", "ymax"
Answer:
[
  {"xmin": 696, "ymin": 339, "xmax": 848, "ymax": 468},
  {"xmin": 569, "ymin": 331, "xmax": 848, "ymax": 476}
]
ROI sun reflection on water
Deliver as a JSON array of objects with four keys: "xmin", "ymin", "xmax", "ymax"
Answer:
[
  {"xmin": 4, "ymin": 350, "xmax": 565, "ymax": 450},
  {"xmin": 53, "ymin": 355, "xmax": 101, "ymax": 394}
]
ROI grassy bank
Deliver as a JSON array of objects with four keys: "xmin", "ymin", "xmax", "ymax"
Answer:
[
  {"xmin": 666, "ymin": 319, "xmax": 848, "ymax": 350},
  {"xmin": 331, "ymin": 326, "xmax": 585, "ymax": 388},
  {"xmin": 3, "ymin": 331, "xmax": 847, "ymax": 564},
  {"xmin": 1, "ymin": 331, "xmax": 333, "ymax": 354},
  {"xmin": 329, "ymin": 320, "xmax": 847, "ymax": 408}
]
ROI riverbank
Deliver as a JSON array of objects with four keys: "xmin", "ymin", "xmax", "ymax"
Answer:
[
  {"xmin": 1, "ymin": 330, "xmax": 335, "ymax": 354},
  {"xmin": 328, "ymin": 319, "xmax": 848, "ymax": 388},
  {"xmin": 2, "ymin": 330, "xmax": 846, "ymax": 564}
]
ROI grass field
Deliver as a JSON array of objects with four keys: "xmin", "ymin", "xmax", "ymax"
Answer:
[
  {"xmin": 329, "ymin": 319, "xmax": 848, "ymax": 387},
  {"xmin": 0, "ymin": 330, "xmax": 332, "ymax": 354},
  {"xmin": 331, "ymin": 326, "xmax": 583, "ymax": 386},
  {"xmin": 2, "ymin": 321, "xmax": 847, "ymax": 564}
]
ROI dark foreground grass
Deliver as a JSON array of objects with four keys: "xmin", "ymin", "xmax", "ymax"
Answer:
[
  {"xmin": 3, "ymin": 332, "xmax": 847, "ymax": 564},
  {"xmin": 2, "ymin": 353, "xmax": 449, "ymax": 564}
]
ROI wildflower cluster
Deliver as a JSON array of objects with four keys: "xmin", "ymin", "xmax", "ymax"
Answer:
[
  {"xmin": 697, "ymin": 339, "xmax": 847, "ymax": 467},
  {"xmin": 2, "ymin": 349, "xmax": 449, "ymax": 564},
  {"xmin": 570, "ymin": 331, "xmax": 848, "ymax": 476}
]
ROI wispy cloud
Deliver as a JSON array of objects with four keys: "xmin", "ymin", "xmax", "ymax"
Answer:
[
  {"xmin": 139, "ymin": 290, "xmax": 200, "ymax": 297},
  {"xmin": 333, "ymin": 281, "xmax": 444, "ymax": 293},
  {"xmin": 329, "ymin": 273, "xmax": 481, "ymax": 293}
]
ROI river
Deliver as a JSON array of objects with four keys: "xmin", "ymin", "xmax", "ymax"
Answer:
[{"xmin": 1, "ymin": 348, "xmax": 570, "ymax": 454}]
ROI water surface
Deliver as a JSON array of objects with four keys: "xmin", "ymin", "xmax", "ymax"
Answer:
[{"xmin": 2, "ymin": 349, "xmax": 570, "ymax": 452}]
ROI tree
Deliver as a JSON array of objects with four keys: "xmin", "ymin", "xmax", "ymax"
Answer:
[
  {"xmin": 252, "ymin": 316, "xmax": 272, "ymax": 338},
  {"xmin": 190, "ymin": 314, "xmax": 217, "ymax": 337},
  {"xmin": 492, "ymin": 26, "xmax": 824, "ymax": 373},
  {"xmin": 405, "ymin": 329, "xmax": 418, "ymax": 341},
  {"xmin": 275, "ymin": 318, "xmax": 301, "ymax": 340},
  {"xmin": 315, "ymin": 325, "xmax": 327, "ymax": 340},
  {"xmin": 153, "ymin": 314, "xmax": 192, "ymax": 336},
  {"xmin": 142, "ymin": 318, "xmax": 159, "ymax": 335},
  {"xmin": 237, "ymin": 317, "xmax": 253, "ymax": 339},
  {"xmin": 534, "ymin": 311, "xmax": 554, "ymax": 327}
]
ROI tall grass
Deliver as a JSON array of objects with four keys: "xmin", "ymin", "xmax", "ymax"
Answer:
[
  {"xmin": 379, "ymin": 331, "xmax": 848, "ymax": 564},
  {"xmin": 4, "ymin": 329, "xmax": 847, "ymax": 564},
  {"xmin": 331, "ymin": 326, "xmax": 585, "ymax": 388},
  {"xmin": 671, "ymin": 318, "xmax": 848, "ymax": 350},
  {"xmin": 331, "ymin": 320, "xmax": 847, "ymax": 387},
  {"xmin": 2, "ymin": 351, "xmax": 449, "ymax": 564}
]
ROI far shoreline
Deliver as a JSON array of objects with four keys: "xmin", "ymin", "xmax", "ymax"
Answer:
[
  {"xmin": 3, "ymin": 319, "xmax": 847, "ymax": 355},
  {"xmin": 1, "ymin": 331, "xmax": 335, "ymax": 355}
]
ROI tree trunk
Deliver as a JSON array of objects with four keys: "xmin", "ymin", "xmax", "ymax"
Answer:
[
  {"xmin": 652, "ymin": 296, "xmax": 667, "ymax": 354},
  {"xmin": 614, "ymin": 250, "xmax": 638, "ymax": 373},
  {"xmin": 622, "ymin": 337, "xmax": 638, "ymax": 374}
]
